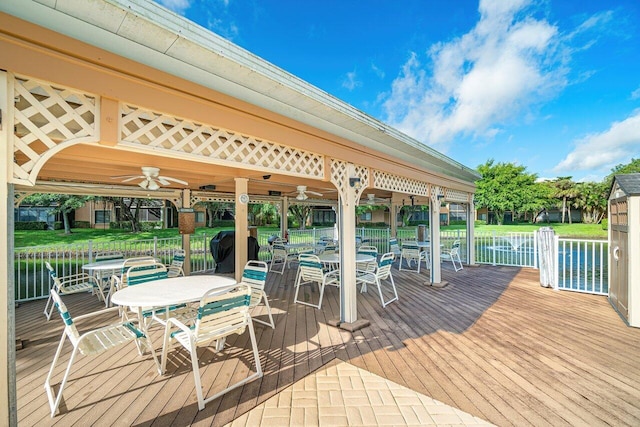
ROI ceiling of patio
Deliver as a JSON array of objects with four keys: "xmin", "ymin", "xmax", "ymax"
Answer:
[{"xmin": 33, "ymin": 143, "xmax": 397, "ymax": 202}]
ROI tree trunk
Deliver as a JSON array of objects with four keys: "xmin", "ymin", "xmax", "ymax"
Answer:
[
  {"xmin": 561, "ymin": 198, "xmax": 567, "ymax": 223},
  {"xmin": 62, "ymin": 211, "xmax": 72, "ymax": 234}
]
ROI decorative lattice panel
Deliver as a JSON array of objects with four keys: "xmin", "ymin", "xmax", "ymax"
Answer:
[
  {"xmin": 121, "ymin": 104, "xmax": 325, "ymax": 178},
  {"xmin": 372, "ymin": 170, "xmax": 429, "ymax": 196},
  {"xmin": 445, "ymin": 188, "xmax": 471, "ymax": 203},
  {"xmin": 430, "ymin": 185, "xmax": 445, "ymax": 202},
  {"xmin": 330, "ymin": 160, "xmax": 348, "ymax": 196},
  {"xmin": 12, "ymin": 75, "xmax": 98, "ymax": 184}
]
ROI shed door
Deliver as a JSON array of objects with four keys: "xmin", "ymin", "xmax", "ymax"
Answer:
[{"xmin": 609, "ymin": 197, "xmax": 629, "ymax": 320}]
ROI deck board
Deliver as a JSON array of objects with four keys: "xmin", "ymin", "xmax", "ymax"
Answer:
[{"xmin": 15, "ymin": 263, "xmax": 640, "ymax": 426}]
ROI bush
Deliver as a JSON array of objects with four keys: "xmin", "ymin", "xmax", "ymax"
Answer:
[
  {"xmin": 73, "ymin": 221, "xmax": 90, "ymax": 229},
  {"xmin": 449, "ymin": 220, "xmax": 467, "ymax": 226},
  {"xmin": 601, "ymin": 219, "xmax": 608, "ymax": 230},
  {"xmin": 110, "ymin": 221, "xmax": 132, "ymax": 230},
  {"xmin": 474, "ymin": 220, "xmax": 486, "ymax": 226},
  {"xmin": 15, "ymin": 221, "xmax": 47, "ymax": 230},
  {"xmin": 140, "ymin": 221, "xmax": 162, "ymax": 231}
]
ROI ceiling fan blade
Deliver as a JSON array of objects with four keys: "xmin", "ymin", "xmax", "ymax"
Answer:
[
  {"xmin": 307, "ymin": 190, "xmax": 323, "ymax": 196},
  {"xmin": 121, "ymin": 176, "xmax": 144, "ymax": 183},
  {"xmin": 158, "ymin": 176, "xmax": 188, "ymax": 185},
  {"xmin": 138, "ymin": 180, "xmax": 149, "ymax": 189}
]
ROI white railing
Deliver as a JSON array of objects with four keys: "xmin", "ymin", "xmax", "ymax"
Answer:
[
  {"xmin": 557, "ymin": 239, "xmax": 608, "ymax": 295},
  {"xmin": 14, "ymin": 228, "xmax": 609, "ymax": 302},
  {"xmin": 475, "ymin": 231, "xmax": 537, "ymax": 268}
]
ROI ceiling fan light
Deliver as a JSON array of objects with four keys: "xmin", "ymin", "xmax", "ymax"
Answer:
[
  {"xmin": 138, "ymin": 180, "xmax": 149, "ymax": 189},
  {"xmin": 296, "ymin": 193, "xmax": 307, "ymax": 201},
  {"xmin": 148, "ymin": 180, "xmax": 160, "ymax": 191}
]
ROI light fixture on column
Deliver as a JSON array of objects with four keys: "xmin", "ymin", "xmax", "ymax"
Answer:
[{"xmin": 349, "ymin": 177, "xmax": 362, "ymax": 189}]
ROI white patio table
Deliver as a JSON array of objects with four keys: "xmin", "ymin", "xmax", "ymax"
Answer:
[
  {"xmin": 317, "ymin": 253, "xmax": 375, "ymax": 265},
  {"xmin": 111, "ymin": 274, "xmax": 238, "ymax": 372}
]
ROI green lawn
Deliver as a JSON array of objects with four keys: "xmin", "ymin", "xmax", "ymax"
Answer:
[{"xmin": 14, "ymin": 223, "xmax": 606, "ymax": 248}]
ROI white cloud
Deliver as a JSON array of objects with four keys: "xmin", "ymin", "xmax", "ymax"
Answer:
[
  {"xmin": 631, "ymin": 86, "xmax": 640, "ymax": 100},
  {"xmin": 156, "ymin": 0, "xmax": 192, "ymax": 14},
  {"xmin": 342, "ymin": 71, "xmax": 362, "ymax": 91},
  {"xmin": 382, "ymin": 0, "xmax": 607, "ymax": 153},
  {"xmin": 553, "ymin": 111, "xmax": 640, "ymax": 174}
]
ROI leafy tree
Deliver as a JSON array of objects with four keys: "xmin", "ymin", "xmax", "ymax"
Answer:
[
  {"xmin": 288, "ymin": 204, "xmax": 313, "ymax": 229},
  {"xmin": 573, "ymin": 181, "xmax": 608, "ymax": 224},
  {"xmin": 22, "ymin": 193, "xmax": 92, "ymax": 234},
  {"xmin": 249, "ymin": 203, "xmax": 278, "ymax": 226},
  {"xmin": 198, "ymin": 201, "xmax": 234, "ymax": 227},
  {"xmin": 550, "ymin": 176, "xmax": 577, "ymax": 224},
  {"xmin": 605, "ymin": 158, "xmax": 640, "ymax": 187},
  {"xmin": 475, "ymin": 160, "xmax": 544, "ymax": 225},
  {"xmin": 101, "ymin": 197, "xmax": 148, "ymax": 232}
]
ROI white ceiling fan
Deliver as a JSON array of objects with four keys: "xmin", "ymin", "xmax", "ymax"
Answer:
[
  {"xmin": 364, "ymin": 193, "xmax": 389, "ymax": 205},
  {"xmin": 111, "ymin": 166, "xmax": 188, "ymax": 190},
  {"xmin": 288, "ymin": 185, "xmax": 323, "ymax": 201}
]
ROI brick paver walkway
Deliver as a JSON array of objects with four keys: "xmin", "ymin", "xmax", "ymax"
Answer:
[{"xmin": 226, "ymin": 360, "xmax": 494, "ymax": 426}]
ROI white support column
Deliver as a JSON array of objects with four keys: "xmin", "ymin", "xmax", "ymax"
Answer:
[
  {"xmin": 430, "ymin": 195, "xmax": 442, "ymax": 285},
  {"xmin": 340, "ymin": 164, "xmax": 360, "ymax": 324},
  {"xmin": 390, "ymin": 202, "xmax": 398, "ymax": 238},
  {"xmin": 466, "ymin": 201, "xmax": 476, "ymax": 266},
  {"xmin": 1, "ymin": 70, "xmax": 17, "ymax": 425},
  {"xmin": 181, "ymin": 189, "xmax": 191, "ymax": 275},
  {"xmin": 282, "ymin": 196, "xmax": 289, "ymax": 239},
  {"xmin": 235, "ymin": 178, "xmax": 249, "ymax": 283}
]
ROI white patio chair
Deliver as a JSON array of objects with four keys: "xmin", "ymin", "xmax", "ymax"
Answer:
[
  {"xmin": 43, "ymin": 262, "xmax": 104, "ymax": 320},
  {"xmin": 399, "ymin": 242, "xmax": 427, "ymax": 273},
  {"xmin": 269, "ymin": 243, "xmax": 288, "ymax": 274},
  {"xmin": 44, "ymin": 289, "xmax": 154, "ymax": 417},
  {"xmin": 166, "ymin": 249, "xmax": 185, "ymax": 278},
  {"xmin": 294, "ymin": 254, "xmax": 340, "ymax": 309},
  {"xmin": 441, "ymin": 240, "xmax": 463, "ymax": 272},
  {"xmin": 389, "ymin": 237, "xmax": 402, "ymax": 258},
  {"xmin": 116, "ymin": 262, "xmax": 190, "ymax": 329},
  {"xmin": 93, "ymin": 252, "xmax": 125, "ymax": 300},
  {"xmin": 105, "ymin": 256, "xmax": 157, "ymax": 304},
  {"xmin": 160, "ymin": 284, "xmax": 262, "ymax": 410},
  {"xmin": 356, "ymin": 252, "xmax": 398, "ymax": 307},
  {"xmin": 241, "ymin": 260, "xmax": 275, "ymax": 329},
  {"xmin": 357, "ymin": 245, "xmax": 378, "ymax": 274}
]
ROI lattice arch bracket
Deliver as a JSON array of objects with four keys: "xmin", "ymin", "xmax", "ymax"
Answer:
[{"xmin": 11, "ymin": 74, "xmax": 99, "ymax": 186}]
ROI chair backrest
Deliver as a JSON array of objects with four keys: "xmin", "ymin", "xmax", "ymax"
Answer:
[
  {"xmin": 49, "ymin": 289, "xmax": 81, "ymax": 344},
  {"xmin": 195, "ymin": 284, "xmax": 252, "ymax": 340},
  {"xmin": 389, "ymin": 238, "xmax": 401, "ymax": 254},
  {"xmin": 401, "ymin": 242, "xmax": 420, "ymax": 256},
  {"xmin": 450, "ymin": 240, "xmax": 461, "ymax": 254},
  {"xmin": 44, "ymin": 261, "xmax": 61, "ymax": 286},
  {"xmin": 125, "ymin": 263, "xmax": 168, "ymax": 287},
  {"xmin": 377, "ymin": 252, "xmax": 395, "ymax": 280},
  {"xmin": 167, "ymin": 249, "xmax": 186, "ymax": 277},
  {"xmin": 321, "ymin": 244, "xmax": 337, "ymax": 254},
  {"xmin": 357, "ymin": 245, "xmax": 378, "ymax": 257},
  {"xmin": 242, "ymin": 260, "xmax": 268, "ymax": 305},
  {"xmin": 297, "ymin": 254, "xmax": 325, "ymax": 283},
  {"xmin": 95, "ymin": 252, "xmax": 124, "ymax": 262},
  {"xmin": 272, "ymin": 244, "xmax": 287, "ymax": 257}
]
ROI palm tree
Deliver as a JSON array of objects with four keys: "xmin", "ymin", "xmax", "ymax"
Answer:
[{"xmin": 551, "ymin": 177, "xmax": 576, "ymax": 224}]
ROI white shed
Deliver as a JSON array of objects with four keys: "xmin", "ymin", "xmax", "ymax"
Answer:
[{"xmin": 608, "ymin": 173, "xmax": 640, "ymax": 327}]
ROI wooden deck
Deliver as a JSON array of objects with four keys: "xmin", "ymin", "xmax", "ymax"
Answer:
[{"xmin": 15, "ymin": 263, "xmax": 640, "ymax": 426}]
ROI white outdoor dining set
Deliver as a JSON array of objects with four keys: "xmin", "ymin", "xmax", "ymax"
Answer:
[{"xmin": 42, "ymin": 252, "xmax": 273, "ymax": 417}]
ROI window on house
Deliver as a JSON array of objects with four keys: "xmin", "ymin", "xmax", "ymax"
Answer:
[
  {"xmin": 360, "ymin": 212, "xmax": 372, "ymax": 221},
  {"xmin": 196, "ymin": 211, "xmax": 205, "ymax": 222},
  {"xmin": 95, "ymin": 210, "xmax": 111, "ymax": 224}
]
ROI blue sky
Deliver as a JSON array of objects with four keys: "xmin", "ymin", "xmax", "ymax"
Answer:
[{"xmin": 156, "ymin": 0, "xmax": 640, "ymax": 182}]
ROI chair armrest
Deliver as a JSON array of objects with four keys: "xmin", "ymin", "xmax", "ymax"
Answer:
[
  {"xmin": 73, "ymin": 306, "xmax": 122, "ymax": 322},
  {"xmin": 165, "ymin": 316, "xmax": 193, "ymax": 337},
  {"xmin": 58, "ymin": 273, "xmax": 98, "ymax": 286}
]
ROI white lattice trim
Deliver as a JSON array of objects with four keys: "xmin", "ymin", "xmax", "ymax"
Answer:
[
  {"xmin": 121, "ymin": 104, "xmax": 325, "ymax": 178},
  {"xmin": 372, "ymin": 170, "xmax": 429, "ymax": 196},
  {"xmin": 12, "ymin": 75, "xmax": 98, "ymax": 184},
  {"xmin": 445, "ymin": 188, "xmax": 470, "ymax": 203}
]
